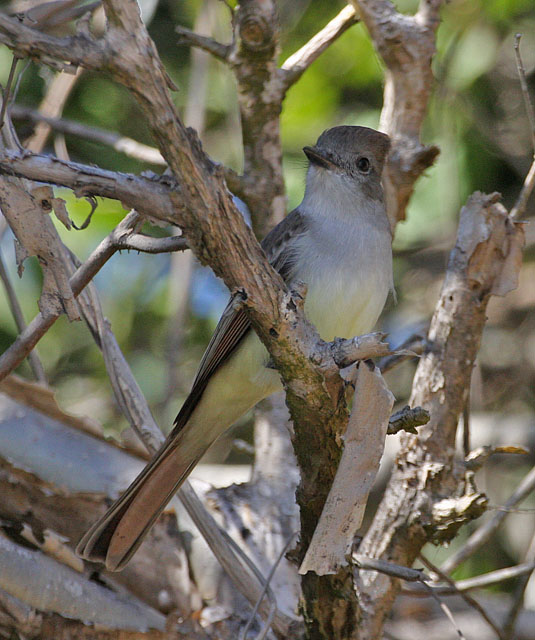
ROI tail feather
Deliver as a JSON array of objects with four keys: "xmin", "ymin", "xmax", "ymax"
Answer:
[{"xmin": 76, "ymin": 430, "xmax": 208, "ymax": 571}]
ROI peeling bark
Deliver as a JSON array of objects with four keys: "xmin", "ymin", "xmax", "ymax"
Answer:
[{"xmin": 355, "ymin": 193, "xmax": 525, "ymax": 638}]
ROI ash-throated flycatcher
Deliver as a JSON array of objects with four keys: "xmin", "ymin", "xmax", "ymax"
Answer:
[{"xmin": 77, "ymin": 125, "xmax": 393, "ymax": 571}]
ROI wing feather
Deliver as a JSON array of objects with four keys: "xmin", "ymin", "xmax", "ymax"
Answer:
[{"xmin": 173, "ymin": 209, "xmax": 308, "ymax": 431}]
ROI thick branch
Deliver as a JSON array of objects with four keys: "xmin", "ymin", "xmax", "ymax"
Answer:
[
  {"xmin": 0, "ymin": 13, "xmax": 105, "ymax": 70},
  {"xmin": 228, "ymin": 0, "xmax": 286, "ymax": 231},
  {"xmin": 351, "ymin": 0, "xmax": 442, "ymax": 225},
  {"xmin": 355, "ymin": 192, "xmax": 525, "ymax": 638},
  {"xmin": 0, "ymin": 150, "xmax": 177, "ymax": 222}
]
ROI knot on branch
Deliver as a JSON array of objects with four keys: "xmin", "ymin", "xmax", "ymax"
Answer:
[{"xmin": 237, "ymin": 3, "xmax": 277, "ymax": 55}]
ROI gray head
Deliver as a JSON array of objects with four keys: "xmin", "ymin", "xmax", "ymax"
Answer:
[{"xmin": 303, "ymin": 126, "xmax": 390, "ymax": 201}]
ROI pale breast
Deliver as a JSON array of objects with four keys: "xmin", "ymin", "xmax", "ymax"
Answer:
[{"xmin": 294, "ymin": 216, "xmax": 392, "ymax": 341}]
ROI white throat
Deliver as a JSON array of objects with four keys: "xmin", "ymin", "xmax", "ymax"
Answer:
[{"xmin": 301, "ymin": 165, "xmax": 382, "ymax": 225}]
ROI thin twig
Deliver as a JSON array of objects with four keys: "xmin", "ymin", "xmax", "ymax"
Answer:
[
  {"xmin": 510, "ymin": 33, "xmax": 535, "ymax": 220},
  {"xmin": 11, "ymin": 105, "xmax": 166, "ymax": 165},
  {"xmin": 0, "ymin": 211, "xmax": 140, "ymax": 382},
  {"xmin": 378, "ymin": 334, "xmax": 426, "ymax": 373},
  {"xmin": 405, "ymin": 561, "xmax": 535, "ymax": 595},
  {"xmin": 175, "ymin": 25, "xmax": 230, "ymax": 61},
  {"xmin": 513, "ymin": 34, "xmax": 535, "ymax": 152},
  {"xmin": 502, "ymin": 531, "xmax": 535, "ymax": 640},
  {"xmin": 510, "ymin": 159, "xmax": 535, "ymax": 220},
  {"xmin": 0, "ymin": 56, "xmax": 19, "ymax": 129},
  {"xmin": 441, "ymin": 465, "xmax": 535, "ymax": 575},
  {"xmin": 465, "ymin": 445, "xmax": 528, "ymax": 472},
  {"xmin": 353, "ymin": 553, "xmax": 430, "ymax": 582},
  {"xmin": 0, "ymin": 250, "xmax": 46, "ymax": 383},
  {"xmin": 419, "ymin": 579, "xmax": 466, "ymax": 640},
  {"xmin": 240, "ymin": 531, "xmax": 297, "ymax": 640},
  {"xmin": 419, "ymin": 553, "xmax": 505, "ymax": 640},
  {"xmin": 280, "ymin": 5, "xmax": 359, "ymax": 89},
  {"xmin": 178, "ymin": 483, "xmax": 290, "ymax": 636}
]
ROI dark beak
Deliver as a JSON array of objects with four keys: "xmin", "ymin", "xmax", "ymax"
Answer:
[{"xmin": 303, "ymin": 145, "xmax": 337, "ymax": 169}]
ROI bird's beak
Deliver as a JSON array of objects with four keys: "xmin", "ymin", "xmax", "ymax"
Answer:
[{"xmin": 303, "ymin": 145, "xmax": 338, "ymax": 170}]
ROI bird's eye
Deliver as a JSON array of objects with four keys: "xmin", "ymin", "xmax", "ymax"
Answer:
[{"xmin": 357, "ymin": 157, "xmax": 370, "ymax": 173}]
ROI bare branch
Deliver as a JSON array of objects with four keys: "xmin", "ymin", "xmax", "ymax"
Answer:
[
  {"xmin": 175, "ymin": 24, "xmax": 231, "ymax": 61},
  {"xmin": 11, "ymin": 104, "xmax": 166, "ymax": 165},
  {"xmin": 228, "ymin": 0, "xmax": 286, "ymax": 231},
  {"xmin": 280, "ymin": 5, "xmax": 359, "ymax": 90},
  {"xmin": 0, "ymin": 249, "xmax": 46, "ymax": 383},
  {"xmin": 115, "ymin": 232, "xmax": 188, "ymax": 254},
  {"xmin": 513, "ymin": 33, "xmax": 535, "ymax": 153},
  {"xmin": 503, "ymin": 531, "xmax": 535, "ymax": 640},
  {"xmin": 0, "ymin": 211, "xmax": 139, "ymax": 382},
  {"xmin": 387, "ymin": 405, "xmax": 430, "ymax": 435},
  {"xmin": 355, "ymin": 192, "xmax": 525, "ymax": 636},
  {"xmin": 351, "ymin": 0, "xmax": 443, "ymax": 225},
  {"xmin": 0, "ymin": 533, "xmax": 165, "ymax": 632},
  {"xmin": 419, "ymin": 554, "xmax": 506, "ymax": 640},
  {"xmin": 441, "ymin": 464, "xmax": 535, "ymax": 575},
  {"xmin": 0, "ymin": 13, "xmax": 105, "ymax": 71},
  {"xmin": 0, "ymin": 150, "xmax": 176, "ymax": 221}
]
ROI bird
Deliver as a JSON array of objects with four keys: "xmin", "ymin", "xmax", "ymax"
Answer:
[{"xmin": 76, "ymin": 125, "xmax": 393, "ymax": 571}]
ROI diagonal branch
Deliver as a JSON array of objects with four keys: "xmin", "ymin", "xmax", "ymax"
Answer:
[
  {"xmin": 280, "ymin": 4, "xmax": 359, "ymax": 90},
  {"xmin": 0, "ymin": 248, "xmax": 46, "ymax": 383},
  {"xmin": 441, "ymin": 464, "xmax": 535, "ymax": 575},
  {"xmin": 0, "ymin": 211, "xmax": 138, "ymax": 381},
  {"xmin": 11, "ymin": 104, "xmax": 166, "ymax": 165}
]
